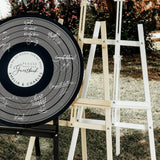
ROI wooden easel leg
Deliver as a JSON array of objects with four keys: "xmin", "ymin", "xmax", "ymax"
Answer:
[
  {"xmin": 67, "ymin": 127, "xmax": 80, "ymax": 160},
  {"xmin": 100, "ymin": 21, "xmax": 113, "ymax": 160},
  {"xmin": 78, "ymin": 0, "xmax": 87, "ymax": 50},
  {"xmin": 25, "ymin": 136, "xmax": 36, "ymax": 160},
  {"xmin": 105, "ymin": 108, "xmax": 113, "ymax": 160},
  {"xmin": 81, "ymin": 128, "xmax": 87, "ymax": 160},
  {"xmin": 81, "ymin": 110, "xmax": 87, "ymax": 160}
]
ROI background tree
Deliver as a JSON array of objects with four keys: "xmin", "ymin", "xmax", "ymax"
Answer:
[
  {"xmin": 10, "ymin": 0, "xmax": 160, "ymax": 54},
  {"xmin": 105, "ymin": 0, "xmax": 116, "ymax": 23}
]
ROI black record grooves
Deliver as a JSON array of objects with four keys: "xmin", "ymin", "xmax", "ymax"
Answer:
[{"xmin": 0, "ymin": 15, "xmax": 83, "ymax": 127}]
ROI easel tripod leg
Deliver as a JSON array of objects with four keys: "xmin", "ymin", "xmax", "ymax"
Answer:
[
  {"xmin": 115, "ymin": 108, "xmax": 120, "ymax": 156},
  {"xmin": 81, "ymin": 128, "xmax": 87, "ymax": 160},
  {"xmin": 81, "ymin": 110, "xmax": 87, "ymax": 160},
  {"xmin": 25, "ymin": 137, "xmax": 36, "ymax": 160},
  {"xmin": 113, "ymin": 0, "xmax": 123, "ymax": 156},
  {"xmin": 147, "ymin": 109, "xmax": 156, "ymax": 160},
  {"xmin": 53, "ymin": 118, "xmax": 59, "ymax": 160},
  {"xmin": 67, "ymin": 127, "xmax": 80, "ymax": 160},
  {"xmin": 105, "ymin": 108, "xmax": 113, "ymax": 160},
  {"xmin": 35, "ymin": 137, "xmax": 41, "ymax": 157},
  {"xmin": 138, "ymin": 24, "xmax": 156, "ymax": 160}
]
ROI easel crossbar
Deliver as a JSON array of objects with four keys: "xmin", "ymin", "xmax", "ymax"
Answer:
[
  {"xmin": 78, "ymin": 34, "xmax": 143, "ymax": 48},
  {"xmin": 83, "ymin": 38, "xmax": 105, "ymax": 45},
  {"xmin": 72, "ymin": 119, "xmax": 106, "ymax": 131},
  {"xmin": 73, "ymin": 98, "xmax": 110, "ymax": 109},
  {"xmin": 47, "ymin": 119, "xmax": 106, "ymax": 131},
  {"xmin": 112, "ymin": 101, "xmax": 150, "ymax": 109},
  {"xmin": 107, "ymin": 39, "xmax": 140, "ymax": 47},
  {"xmin": 113, "ymin": 122, "xmax": 148, "ymax": 130}
]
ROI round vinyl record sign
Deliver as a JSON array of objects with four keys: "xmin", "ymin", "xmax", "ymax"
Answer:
[{"xmin": 0, "ymin": 15, "xmax": 83, "ymax": 127}]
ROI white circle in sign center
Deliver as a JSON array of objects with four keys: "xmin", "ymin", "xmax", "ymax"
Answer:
[{"xmin": 8, "ymin": 51, "xmax": 44, "ymax": 87}]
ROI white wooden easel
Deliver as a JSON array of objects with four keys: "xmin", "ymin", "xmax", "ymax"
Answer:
[
  {"xmin": 112, "ymin": 0, "xmax": 156, "ymax": 160},
  {"xmin": 67, "ymin": 20, "xmax": 113, "ymax": 160}
]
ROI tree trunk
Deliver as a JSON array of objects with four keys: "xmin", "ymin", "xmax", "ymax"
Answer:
[{"xmin": 105, "ymin": 0, "xmax": 116, "ymax": 23}]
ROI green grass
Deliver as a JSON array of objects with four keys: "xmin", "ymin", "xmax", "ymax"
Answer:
[
  {"xmin": 0, "ymin": 52, "xmax": 159, "ymax": 159},
  {"xmin": 0, "ymin": 109, "xmax": 160, "ymax": 160}
]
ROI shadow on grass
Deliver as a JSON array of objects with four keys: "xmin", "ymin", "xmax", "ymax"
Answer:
[{"xmin": 0, "ymin": 109, "xmax": 160, "ymax": 160}]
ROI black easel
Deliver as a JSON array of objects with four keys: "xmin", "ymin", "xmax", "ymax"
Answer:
[
  {"xmin": 0, "ymin": 117, "xmax": 59, "ymax": 160},
  {"xmin": 34, "ymin": 118, "xmax": 59, "ymax": 159}
]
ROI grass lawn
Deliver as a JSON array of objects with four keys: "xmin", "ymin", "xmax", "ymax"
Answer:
[
  {"xmin": 0, "ymin": 51, "xmax": 160, "ymax": 160},
  {"xmin": 0, "ymin": 109, "xmax": 160, "ymax": 160}
]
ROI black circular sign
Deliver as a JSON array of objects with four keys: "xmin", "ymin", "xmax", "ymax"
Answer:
[{"xmin": 0, "ymin": 15, "xmax": 83, "ymax": 127}]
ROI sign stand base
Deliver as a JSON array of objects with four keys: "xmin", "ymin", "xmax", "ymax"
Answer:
[{"xmin": 0, "ymin": 117, "xmax": 59, "ymax": 160}]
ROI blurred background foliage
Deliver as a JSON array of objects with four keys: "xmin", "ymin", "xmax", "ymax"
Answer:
[{"xmin": 10, "ymin": 0, "xmax": 160, "ymax": 55}]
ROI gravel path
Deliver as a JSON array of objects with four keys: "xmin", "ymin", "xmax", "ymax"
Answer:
[{"xmin": 87, "ymin": 73, "xmax": 160, "ymax": 128}]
